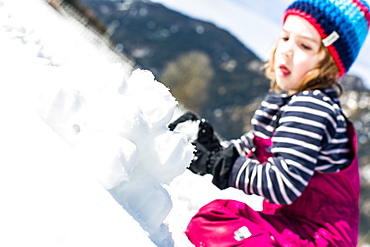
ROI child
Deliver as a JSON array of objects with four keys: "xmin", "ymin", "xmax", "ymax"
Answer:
[{"xmin": 170, "ymin": 0, "xmax": 370, "ymax": 246}]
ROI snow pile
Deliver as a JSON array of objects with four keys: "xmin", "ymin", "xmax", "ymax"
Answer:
[
  {"xmin": 39, "ymin": 65, "xmax": 194, "ymax": 242},
  {"xmin": 0, "ymin": 0, "xmax": 263, "ymax": 246},
  {"xmin": 0, "ymin": 0, "xmax": 165, "ymax": 245}
]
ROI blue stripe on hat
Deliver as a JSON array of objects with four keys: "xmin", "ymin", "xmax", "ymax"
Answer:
[
  {"xmin": 291, "ymin": 0, "xmax": 365, "ymax": 48},
  {"xmin": 331, "ymin": 0, "xmax": 369, "ymax": 47}
]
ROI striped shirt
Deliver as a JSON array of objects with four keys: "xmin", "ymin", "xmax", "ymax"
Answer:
[{"xmin": 228, "ymin": 89, "xmax": 352, "ymax": 205}]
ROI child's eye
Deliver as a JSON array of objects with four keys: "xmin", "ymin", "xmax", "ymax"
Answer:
[
  {"xmin": 301, "ymin": 44, "xmax": 312, "ymax": 50},
  {"xmin": 281, "ymin": 36, "xmax": 289, "ymax": 41}
]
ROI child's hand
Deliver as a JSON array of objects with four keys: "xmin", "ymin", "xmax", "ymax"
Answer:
[
  {"xmin": 168, "ymin": 111, "xmax": 222, "ymax": 151},
  {"xmin": 168, "ymin": 112, "xmax": 199, "ymax": 131},
  {"xmin": 190, "ymin": 141, "xmax": 239, "ymax": 189}
]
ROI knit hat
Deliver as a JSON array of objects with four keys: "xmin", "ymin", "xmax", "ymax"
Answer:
[{"xmin": 284, "ymin": 0, "xmax": 370, "ymax": 77}]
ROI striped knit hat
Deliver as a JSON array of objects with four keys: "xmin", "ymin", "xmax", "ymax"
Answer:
[{"xmin": 284, "ymin": 0, "xmax": 370, "ymax": 77}]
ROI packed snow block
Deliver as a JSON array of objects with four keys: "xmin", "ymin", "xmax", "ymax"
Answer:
[
  {"xmin": 75, "ymin": 131, "xmax": 139, "ymax": 190},
  {"xmin": 124, "ymin": 69, "xmax": 178, "ymax": 131},
  {"xmin": 139, "ymin": 130, "xmax": 195, "ymax": 184},
  {"xmin": 83, "ymin": 89, "xmax": 151, "ymax": 143},
  {"xmin": 109, "ymin": 175, "xmax": 173, "ymax": 233},
  {"xmin": 38, "ymin": 82, "xmax": 86, "ymax": 147},
  {"xmin": 38, "ymin": 64, "xmax": 130, "ymax": 148},
  {"xmin": 114, "ymin": 69, "xmax": 194, "ymax": 185}
]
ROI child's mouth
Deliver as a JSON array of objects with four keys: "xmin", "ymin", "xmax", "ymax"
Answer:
[{"xmin": 278, "ymin": 65, "xmax": 291, "ymax": 77}]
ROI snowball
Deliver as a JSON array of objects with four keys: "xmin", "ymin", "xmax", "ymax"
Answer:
[{"xmin": 170, "ymin": 113, "xmax": 200, "ymax": 143}]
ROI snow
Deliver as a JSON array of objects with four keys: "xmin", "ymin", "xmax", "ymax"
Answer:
[
  {"xmin": 0, "ymin": 0, "xmax": 262, "ymax": 246},
  {"xmin": 149, "ymin": 0, "xmax": 370, "ymax": 88}
]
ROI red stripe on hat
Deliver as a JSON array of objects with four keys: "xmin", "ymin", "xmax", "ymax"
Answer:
[
  {"xmin": 352, "ymin": 0, "xmax": 370, "ymax": 28},
  {"xmin": 284, "ymin": 9, "xmax": 327, "ymax": 38},
  {"xmin": 327, "ymin": 45, "xmax": 346, "ymax": 77},
  {"xmin": 284, "ymin": 9, "xmax": 346, "ymax": 77}
]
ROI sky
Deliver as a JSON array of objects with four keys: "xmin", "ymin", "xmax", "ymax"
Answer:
[
  {"xmin": 149, "ymin": 0, "xmax": 370, "ymax": 88},
  {"xmin": 0, "ymin": 0, "xmax": 262, "ymax": 246}
]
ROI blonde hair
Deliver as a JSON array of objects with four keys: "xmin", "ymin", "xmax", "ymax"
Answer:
[{"xmin": 264, "ymin": 41, "xmax": 342, "ymax": 95}]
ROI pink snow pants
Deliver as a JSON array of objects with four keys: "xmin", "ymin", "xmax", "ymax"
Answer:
[{"xmin": 186, "ymin": 123, "xmax": 360, "ymax": 247}]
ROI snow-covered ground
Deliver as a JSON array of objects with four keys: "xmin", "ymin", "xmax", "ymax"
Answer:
[
  {"xmin": 0, "ymin": 0, "xmax": 262, "ymax": 246},
  {"xmin": 149, "ymin": 0, "xmax": 370, "ymax": 88}
]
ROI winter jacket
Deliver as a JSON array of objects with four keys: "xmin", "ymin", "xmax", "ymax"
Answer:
[{"xmin": 229, "ymin": 89, "xmax": 352, "ymax": 205}]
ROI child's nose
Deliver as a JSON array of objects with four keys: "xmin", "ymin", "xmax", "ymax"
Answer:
[{"xmin": 281, "ymin": 42, "xmax": 294, "ymax": 57}]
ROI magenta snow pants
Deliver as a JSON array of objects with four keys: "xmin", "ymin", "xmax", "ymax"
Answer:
[{"xmin": 186, "ymin": 123, "xmax": 360, "ymax": 247}]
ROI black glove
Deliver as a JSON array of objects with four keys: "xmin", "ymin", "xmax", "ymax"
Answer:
[
  {"xmin": 190, "ymin": 141, "xmax": 239, "ymax": 189},
  {"xmin": 197, "ymin": 118, "xmax": 222, "ymax": 152},
  {"xmin": 169, "ymin": 112, "xmax": 238, "ymax": 189},
  {"xmin": 168, "ymin": 111, "xmax": 222, "ymax": 151},
  {"xmin": 168, "ymin": 112, "xmax": 199, "ymax": 131}
]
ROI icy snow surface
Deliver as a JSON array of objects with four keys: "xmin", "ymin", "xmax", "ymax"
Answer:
[{"xmin": 0, "ymin": 0, "xmax": 263, "ymax": 246}]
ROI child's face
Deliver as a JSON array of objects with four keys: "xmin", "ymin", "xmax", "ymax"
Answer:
[{"xmin": 274, "ymin": 15, "xmax": 326, "ymax": 95}]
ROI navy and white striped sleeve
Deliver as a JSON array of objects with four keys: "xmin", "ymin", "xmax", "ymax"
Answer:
[{"xmin": 228, "ymin": 92, "xmax": 340, "ymax": 205}]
